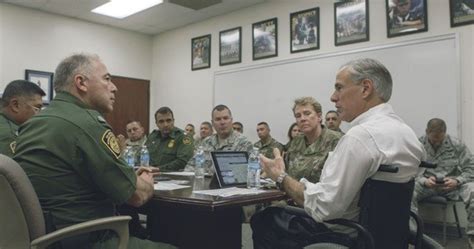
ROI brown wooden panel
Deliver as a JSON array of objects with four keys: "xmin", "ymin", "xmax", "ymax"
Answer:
[{"xmin": 105, "ymin": 76, "xmax": 150, "ymax": 136}]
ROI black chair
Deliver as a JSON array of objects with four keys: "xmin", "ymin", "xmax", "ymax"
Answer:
[{"xmin": 285, "ymin": 162, "xmax": 442, "ymax": 249}]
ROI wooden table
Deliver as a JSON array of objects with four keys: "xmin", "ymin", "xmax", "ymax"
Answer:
[{"xmin": 145, "ymin": 174, "xmax": 286, "ymax": 249}]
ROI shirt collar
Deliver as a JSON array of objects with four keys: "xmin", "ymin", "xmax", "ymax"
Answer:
[{"xmin": 349, "ymin": 103, "xmax": 392, "ymax": 129}]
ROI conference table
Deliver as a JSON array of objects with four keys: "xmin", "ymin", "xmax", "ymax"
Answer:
[{"xmin": 145, "ymin": 173, "xmax": 286, "ymax": 249}]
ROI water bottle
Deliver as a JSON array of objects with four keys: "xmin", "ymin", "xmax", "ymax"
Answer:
[
  {"xmin": 123, "ymin": 146, "xmax": 135, "ymax": 167},
  {"xmin": 247, "ymin": 147, "xmax": 261, "ymax": 189},
  {"xmin": 140, "ymin": 145, "xmax": 150, "ymax": 167},
  {"xmin": 195, "ymin": 146, "xmax": 205, "ymax": 179}
]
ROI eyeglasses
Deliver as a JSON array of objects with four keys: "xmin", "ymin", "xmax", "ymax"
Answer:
[{"xmin": 28, "ymin": 104, "xmax": 42, "ymax": 114}]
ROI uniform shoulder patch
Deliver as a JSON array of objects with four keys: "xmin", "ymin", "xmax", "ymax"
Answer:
[
  {"xmin": 10, "ymin": 141, "xmax": 16, "ymax": 154},
  {"xmin": 183, "ymin": 137, "xmax": 192, "ymax": 145},
  {"xmin": 101, "ymin": 130, "xmax": 121, "ymax": 159}
]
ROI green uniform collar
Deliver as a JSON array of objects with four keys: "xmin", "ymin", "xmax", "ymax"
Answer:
[
  {"xmin": 0, "ymin": 112, "xmax": 19, "ymax": 126},
  {"xmin": 54, "ymin": 91, "xmax": 89, "ymax": 109},
  {"xmin": 156, "ymin": 127, "xmax": 182, "ymax": 139}
]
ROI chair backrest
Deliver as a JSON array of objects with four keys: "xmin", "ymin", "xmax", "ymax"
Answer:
[
  {"xmin": 0, "ymin": 154, "xmax": 46, "ymax": 248},
  {"xmin": 358, "ymin": 171, "xmax": 415, "ymax": 249}
]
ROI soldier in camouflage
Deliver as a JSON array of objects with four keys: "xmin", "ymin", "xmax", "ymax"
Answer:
[
  {"xmin": 285, "ymin": 97, "xmax": 342, "ymax": 183},
  {"xmin": 325, "ymin": 110, "xmax": 344, "ymax": 135},
  {"xmin": 194, "ymin": 121, "xmax": 213, "ymax": 149},
  {"xmin": 185, "ymin": 105, "xmax": 253, "ymax": 173},
  {"xmin": 411, "ymin": 118, "xmax": 474, "ymax": 248},
  {"xmin": 254, "ymin": 122, "xmax": 283, "ymax": 159}
]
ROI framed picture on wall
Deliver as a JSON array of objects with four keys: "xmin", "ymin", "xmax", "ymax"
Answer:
[
  {"xmin": 219, "ymin": 27, "xmax": 242, "ymax": 66},
  {"xmin": 25, "ymin": 69, "xmax": 54, "ymax": 104},
  {"xmin": 191, "ymin": 34, "xmax": 211, "ymax": 71},
  {"xmin": 290, "ymin": 7, "xmax": 319, "ymax": 53},
  {"xmin": 386, "ymin": 0, "xmax": 428, "ymax": 38},
  {"xmin": 334, "ymin": 0, "xmax": 369, "ymax": 46},
  {"xmin": 252, "ymin": 18, "xmax": 278, "ymax": 60},
  {"xmin": 449, "ymin": 0, "xmax": 474, "ymax": 27}
]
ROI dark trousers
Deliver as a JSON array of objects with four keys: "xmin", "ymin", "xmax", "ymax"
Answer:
[
  {"xmin": 250, "ymin": 206, "xmax": 332, "ymax": 249},
  {"xmin": 117, "ymin": 204, "xmax": 149, "ymax": 239}
]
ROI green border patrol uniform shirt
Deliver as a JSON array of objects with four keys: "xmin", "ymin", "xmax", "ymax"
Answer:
[
  {"xmin": 146, "ymin": 127, "xmax": 194, "ymax": 172},
  {"xmin": 0, "ymin": 113, "xmax": 18, "ymax": 157},
  {"xmin": 285, "ymin": 126, "xmax": 341, "ymax": 183},
  {"xmin": 254, "ymin": 137, "xmax": 284, "ymax": 159},
  {"xmin": 14, "ymin": 92, "xmax": 137, "ymax": 226}
]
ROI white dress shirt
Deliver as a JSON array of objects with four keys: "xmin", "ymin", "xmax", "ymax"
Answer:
[{"xmin": 301, "ymin": 103, "xmax": 425, "ymax": 232}]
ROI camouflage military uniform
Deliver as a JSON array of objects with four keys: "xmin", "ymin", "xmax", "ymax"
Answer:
[
  {"xmin": 285, "ymin": 126, "xmax": 341, "ymax": 183},
  {"xmin": 254, "ymin": 137, "xmax": 284, "ymax": 159},
  {"xmin": 412, "ymin": 135, "xmax": 474, "ymax": 235},
  {"xmin": 0, "ymin": 113, "xmax": 18, "ymax": 157},
  {"xmin": 146, "ymin": 127, "xmax": 194, "ymax": 172},
  {"xmin": 125, "ymin": 136, "xmax": 147, "ymax": 166},
  {"xmin": 185, "ymin": 130, "xmax": 253, "ymax": 173}
]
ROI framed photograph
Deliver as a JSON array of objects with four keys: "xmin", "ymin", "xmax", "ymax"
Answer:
[
  {"xmin": 290, "ymin": 8, "xmax": 320, "ymax": 53},
  {"xmin": 25, "ymin": 70, "xmax": 54, "ymax": 104},
  {"xmin": 449, "ymin": 0, "xmax": 474, "ymax": 27},
  {"xmin": 386, "ymin": 0, "xmax": 428, "ymax": 38},
  {"xmin": 252, "ymin": 18, "xmax": 278, "ymax": 60},
  {"xmin": 191, "ymin": 34, "xmax": 211, "ymax": 71},
  {"xmin": 219, "ymin": 27, "xmax": 242, "ymax": 66},
  {"xmin": 335, "ymin": 0, "xmax": 369, "ymax": 46}
]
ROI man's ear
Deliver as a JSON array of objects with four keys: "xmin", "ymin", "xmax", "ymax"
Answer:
[
  {"xmin": 73, "ymin": 74, "xmax": 88, "ymax": 92},
  {"xmin": 9, "ymin": 97, "xmax": 21, "ymax": 113},
  {"xmin": 360, "ymin": 79, "xmax": 374, "ymax": 99}
]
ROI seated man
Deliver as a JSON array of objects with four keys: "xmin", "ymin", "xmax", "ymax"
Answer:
[
  {"xmin": 118, "ymin": 120, "xmax": 147, "ymax": 164},
  {"xmin": 232, "ymin": 121, "xmax": 244, "ymax": 134},
  {"xmin": 0, "ymin": 80, "xmax": 44, "ymax": 156},
  {"xmin": 251, "ymin": 58, "xmax": 425, "ymax": 249},
  {"xmin": 325, "ymin": 110, "xmax": 344, "ymax": 134},
  {"xmin": 412, "ymin": 118, "xmax": 474, "ymax": 248},
  {"xmin": 194, "ymin": 121, "xmax": 213, "ymax": 148},
  {"xmin": 254, "ymin": 121, "xmax": 283, "ymax": 159},
  {"xmin": 14, "ymin": 53, "xmax": 175, "ymax": 249},
  {"xmin": 146, "ymin": 107, "xmax": 194, "ymax": 172}
]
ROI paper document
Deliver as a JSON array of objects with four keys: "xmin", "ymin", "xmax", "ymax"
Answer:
[
  {"xmin": 154, "ymin": 182, "xmax": 190, "ymax": 191},
  {"xmin": 193, "ymin": 187, "xmax": 267, "ymax": 197},
  {"xmin": 161, "ymin": 171, "xmax": 195, "ymax": 176}
]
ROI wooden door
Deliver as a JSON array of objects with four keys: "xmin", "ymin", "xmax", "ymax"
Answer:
[{"xmin": 106, "ymin": 76, "xmax": 150, "ymax": 136}]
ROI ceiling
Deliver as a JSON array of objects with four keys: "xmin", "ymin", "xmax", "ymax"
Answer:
[{"xmin": 2, "ymin": 0, "xmax": 268, "ymax": 35}]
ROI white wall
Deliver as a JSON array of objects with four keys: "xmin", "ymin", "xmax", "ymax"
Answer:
[
  {"xmin": 0, "ymin": 3, "xmax": 153, "ymax": 91},
  {"xmin": 151, "ymin": 0, "xmax": 474, "ymax": 148}
]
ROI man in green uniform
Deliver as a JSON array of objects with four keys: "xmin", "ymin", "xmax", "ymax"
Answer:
[
  {"xmin": 325, "ymin": 110, "xmax": 344, "ymax": 135},
  {"xmin": 146, "ymin": 106, "xmax": 194, "ymax": 172},
  {"xmin": 411, "ymin": 118, "xmax": 474, "ymax": 248},
  {"xmin": 14, "ymin": 53, "xmax": 175, "ymax": 249},
  {"xmin": 0, "ymin": 80, "xmax": 44, "ymax": 156},
  {"xmin": 254, "ymin": 122, "xmax": 283, "ymax": 159},
  {"xmin": 185, "ymin": 105, "xmax": 253, "ymax": 173},
  {"xmin": 285, "ymin": 97, "xmax": 342, "ymax": 183}
]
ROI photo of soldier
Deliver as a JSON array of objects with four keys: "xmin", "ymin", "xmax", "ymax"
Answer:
[
  {"xmin": 219, "ymin": 27, "xmax": 241, "ymax": 65},
  {"xmin": 191, "ymin": 34, "xmax": 211, "ymax": 70},
  {"xmin": 386, "ymin": 0, "xmax": 427, "ymax": 37},
  {"xmin": 252, "ymin": 18, "xmax": 277, "ymax": 60},
  {"xmin": 335, "ymin": 0, "xmax": 369, "ymax": 46},
  {"xmin": 290, "ymin": 7, "xmax": 319, "ymax": 53},
  {"xmin": 450, "ymin": 0, "xmax": 474, "ymax": 27}
]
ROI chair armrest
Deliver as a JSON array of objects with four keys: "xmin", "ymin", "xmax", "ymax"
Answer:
[
  {"xmin": 31, "ymin": 215, "xmax": 131, "ymax": 249},
  {"xmin": 283, "ymin": 206, "xmax": 374, "ymax": 249}
]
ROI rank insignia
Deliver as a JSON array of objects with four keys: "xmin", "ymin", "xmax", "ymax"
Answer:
[
  {"xmin": 9, "ymin": 141, "xmax": 16, "ymax": 154},
  {"xmin": 168, "ymin": 140, "xmax": 175, "ymax": 148},
  {"xmin": 183, "ymin": 137, "xmax": 192, "ymax": 145},
  {"xmin": 101, "ymin": 130, "xmax": 121, "ymax": 158}
]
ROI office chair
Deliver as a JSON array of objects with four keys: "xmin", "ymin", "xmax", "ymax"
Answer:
[
  {"xmin": 0, "ymin": 154, "xmax": 131, "ymax": 249},
  {"xmin": 284, "ymin": 162, "xmax": 443, "ymax": 249}
]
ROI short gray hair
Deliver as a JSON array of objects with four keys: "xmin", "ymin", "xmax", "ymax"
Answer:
[
  {"xmin": 54, "ymin": 53, "xmax": 100, "ymax": 92},
  {"xmin": 340, "ymin": 58, "xmax": 392, "ymax": 102}
]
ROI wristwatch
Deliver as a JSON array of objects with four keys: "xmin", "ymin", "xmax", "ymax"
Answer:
[{"xmin": 276, "ymin": 172, "xmax": 288, "ymax": 190}]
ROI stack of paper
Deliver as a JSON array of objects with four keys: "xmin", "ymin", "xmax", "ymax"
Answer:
[
  {"xmin": 193, "ymin": 187, "xmax": 267, "ymax": 197},
  {"xmin": 154, "ymin": 182, "xmax": 190, "ymax": 191}
]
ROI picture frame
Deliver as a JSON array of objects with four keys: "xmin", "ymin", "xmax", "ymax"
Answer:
[
  {"xmin": 386, "ymin": 0, "xmax": 428, "ymax": 38},
  {"xmin": 219, "ymin": 27, "xmax": 242, "ymax": 66},
  {"xmin": 252, "ymin": 18, "xmax": 278, "ymax": 60},
  {"xmin": 449, "ymin": 0, "xmax": 474, "ymax": 27},
  {"xmin": 334, "ymin": 0, "xmax": 369, "ymax": 46},
  {"xmin": 290, "ymin": 7, "xmax": 320, "ymax": 53},
  {"xmin": 191, "ymin": 34, "xmax": 211, "ymax": 71},
  {"xmin": 25, "ymin": 69, "xmax": 54, "ymax": 104}
]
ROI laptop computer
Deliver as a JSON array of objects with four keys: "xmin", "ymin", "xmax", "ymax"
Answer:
[{"xmin": 210, "ymin": 151, "xmax": 248, "ymax": 188}]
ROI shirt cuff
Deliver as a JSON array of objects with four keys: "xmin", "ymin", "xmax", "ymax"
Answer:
[{"xmin": 455, "ymin": 176, "xmax": 464, "ymax": 185}]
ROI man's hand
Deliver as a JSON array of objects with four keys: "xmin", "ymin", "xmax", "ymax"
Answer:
[
  {"xmin": 117, "ymin": 134, "xmax": 126, "ymax": 152},
  {"xmin": 136, "ymin": 166, "xmax": 160, "ymax": 177},
  {"xmin": 139, "ymin": 170, "xmax": 154, "ymax": 185},
  {"xmin": 424, "ymin": 176, "xmax": 438, "ymax": 189},
  {"xmin": 259, "ymin": 148, "xmax": 285, "ymax": 181},
  {"xmin": 441, "ymin": 178, "xmax": 459, "ymax": 191}
]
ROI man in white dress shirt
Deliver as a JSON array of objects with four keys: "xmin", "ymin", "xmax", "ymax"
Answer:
[{"xmin": 250, "ymin": 58, "xmax": 425, "ymax": 249}]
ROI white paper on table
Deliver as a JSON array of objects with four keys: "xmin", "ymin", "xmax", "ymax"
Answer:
[
  {"xmin": 161, "ymin": 171, "xmax": 195, "ymax": 176},
  {"xmin": 193, "ymin": 187, "xmax": 267, "ymax": 197},
  {"xmin": 154, "ymin": 182, "xmax": 190, "ymax": 191}
]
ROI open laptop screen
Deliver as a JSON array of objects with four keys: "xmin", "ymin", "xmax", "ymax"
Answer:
[{"xmin": 211, "ymin": 151, "xmax": 248, "ymax": 188}]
